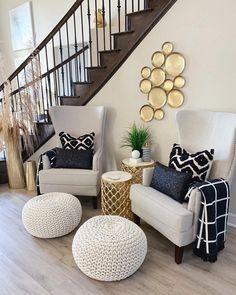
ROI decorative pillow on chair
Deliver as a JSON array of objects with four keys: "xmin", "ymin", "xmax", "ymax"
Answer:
[
  {"xmin": 169, "ymin": 143, "xmax": 214, "ymax": 182},
  {"xmin": 54, "ymin": 148, "xmax": 93, "ymax": 169},
  {"xmin": 150, "ymin": 162, "xmax": 192, "ymax": 203},
  {"xmin": 59, "ymin": 131, "xmax": 95, "ymax": 150}
]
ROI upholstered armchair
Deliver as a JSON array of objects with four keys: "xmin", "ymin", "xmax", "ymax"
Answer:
[
  {"xmin": 130, "ymin": 110, "xmax": 236, "ymax": 263},
  {"xmin": 39, "ymin": 106, "xmax": 106, "ymax": 208}
]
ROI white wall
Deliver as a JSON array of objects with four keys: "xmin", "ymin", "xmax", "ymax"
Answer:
[
  {"xmin": 0, "ymin": 0, "xmax": 75, "ymax": 76},
  {"xmin": 86, "ymin": 0, "xmax": 236, "ymax": 221},
  {"xmin": 1, "ymin": 0, "xmax": 236, "ymax": 223},
  {"xmin": 0, "ymin": 0, "xmax": 143, "ymax": 76}
]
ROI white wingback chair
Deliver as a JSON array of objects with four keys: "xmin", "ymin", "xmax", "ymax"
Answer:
[
  {"xmin": 39, "ymin": 106, "xmax": 106, "ymax": 208},
  {"xmin": 130, "ymin": 110, "xmax": 236, "ymax": 263}
]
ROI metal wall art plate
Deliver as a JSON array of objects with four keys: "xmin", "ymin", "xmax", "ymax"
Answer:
[
  {"xmin": 140, "ymin": 105, "xmax": 154, "ymax": 122},
  {"xmin": 167, "ymin": 89, "xmax": 184, "ymax": 108},
  {"xmin": 141, "ymin": 66, "xmax": 151, "ymax": 79},
  {"xmin": 163, "ymin": 79, "xmax": 174, "ymax": 92},
  {"xmin": 154, "ymin": 109, "xmax": 164, "ymax": 120},
  {"xmin": 150, "ymin": 68, "xmax": 165, "ymax": 86},
  {"xmin": 165, "ymin": 53, "xmax": 185, "ymax": 77},
  {"xmin": 148, "ymin": 87, "xmax": 167, "ymax": 108},
  {"xmin": 174, "ymin": 76, "xmax": 185, "ymax": 88},
  {"xmin": 139, "ymin": 79, "xmax": 152, "ymax": 94},
  {"xmin": 162, "ymin": 41, "xmax": 173, "ymax": 55},
  {"xmin": 151, "ymin": 51, "xmax": 165, "ymax": 67}
]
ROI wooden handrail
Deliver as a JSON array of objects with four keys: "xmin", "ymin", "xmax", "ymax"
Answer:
[
  {"xmin": 0, "ymin": 0, "xmax": 84, "ymax": 89},
  {"xmin": 0, "ymin": 0, "xmax": 149, "ymax": 108},
  {"xmin": 9, "ymin": 45, "xmax": 89, "ymax": 97}
]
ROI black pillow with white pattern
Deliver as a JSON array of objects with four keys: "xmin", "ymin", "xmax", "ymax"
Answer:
[
  {"xmin": 169, "ymin": 143, "xmax": 214, "ymax": 183},
  {"xmin": 59, "ymin": 131, "xmax": 95, "ymax": 150}
]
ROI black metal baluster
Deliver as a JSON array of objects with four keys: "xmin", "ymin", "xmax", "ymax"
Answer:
[
  {"xmin": 108, "ymin": 0, "xmax": 112, "ymax": 50},
  {"xmin": 132, "ymin": 0, "xmax": 134, "ymax": 12},
  {"xmin": 138, "ymin": 0, "xmax": 140, "ymax": 11},
  {"xmin": 78, "ymin": 54, "xmax": 82, "ymax": 82},
  {"xmin": 45, "ymin": 45, "xmax": 53, "ymax": 107},
  {"xmin": 52, "ymin": 37, "xmax": 59, "ymax": 105},
  {"xmin": 30, "ymin": 58, "xmax": 39, "ymax": 122},
  {"xmin": 59, "ymin": 29, "xmax": 66, "ymax": 96},
  {"xmin": 125, "ymin": 0, "xmax": 127, "ymax": 30},
  {"xmin": 87, "ymin": 0, "xmax": 93, "ymax": 67},
  {"xmin": 37, "ymin": 53, "xmax": 46, "ymax": 121},
  {"xmin": 73, "ymin": 12, "xmax": 80, "ymax": 82},
  {"xmin": 80, "ymin": 3, "xmax": 86, "ymax": 81},
  {"xmin": 66, "ymin": 21, "xmax": 73, "ymax": 96},
  {"xmin": 102, "ymin": 0, "xmax": 106, "ymax": 51},
  {"xmin": 44, "ymin": 75, "xmax": 49, "ymax": 114},
  {"xmin": 16, "ymin": 74, "xmax": 23, "ymax": 117},
  {"xmin": 9, "ymin": 80, "xmax": 16, "ymax": 115},
  {"xmin": 94, "ymin": 0, "xmax": 99, "ymax": 66},
  {"xmin": 117, "ymin": 0, "xmax": 121, "ymax": 32}
]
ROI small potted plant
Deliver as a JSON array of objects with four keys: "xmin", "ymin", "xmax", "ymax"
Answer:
[{"xmin": 121, "ymin": 123, "xmax": 150, "ymax": 161}]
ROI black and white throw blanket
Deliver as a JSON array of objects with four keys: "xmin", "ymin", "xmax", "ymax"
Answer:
[
  {"xmin": 186, "ymin": 178, "xmax": 230, "ymax": 262},
  {"xmin": 36, "ymin": 148, "xmax": 57, "ymax": 195}
]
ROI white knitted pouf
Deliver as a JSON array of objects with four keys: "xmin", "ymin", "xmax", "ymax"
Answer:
[
  {"xmin": 72, "ymin": 215, "xmax": 147, "ymax": 281},
  {"xmin": 22, "ymin": 192, "xmax": 82, "ymax": 238}
]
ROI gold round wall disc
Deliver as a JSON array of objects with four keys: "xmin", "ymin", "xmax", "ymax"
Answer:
[
  {"xmin": 150, "ymin": 68, "xmax": 166, "ymax": 86},
  {"xmin": 154, "ymin": 109, "xmax": 164, "ymax": 120},
  {"xmin": 148, "ymin": 87, "xmax": 167, "ymax": 108},
  {"xmin": 141, "ymin": 66, "xmax": 151, "ymax": 79},
  {"xmin": 165, "ymin": 53, "xmax": 185, "ymax": 77},
  {"xmin": 151, "ymin": 51, "xmax": 165, "ymax": 67},
  {"xmin": 167, "ymin": 89, "xmax": 184, "ymax": 108},
  {"xmin": 162, "ymin": 41, "xmax": 174, "ymax": 55},
  {"xmin": 139, "ymin": 79, "xmax": 152, "ymax": 94},
  {"xmin": 140, "ymin": 105, "xmax": 154, "ymax": 122},
  {"xmin": 163, "ymin": 79, "xmax": 174, "ymax": 92},
  {"xmin": 174, "ymin": 76, "xmax": 185, "ymax": 88}
]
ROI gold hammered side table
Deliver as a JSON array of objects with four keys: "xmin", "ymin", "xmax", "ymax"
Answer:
[
  {"xmin": 121, "ymin": 158, "xmax": 155, "ymax": 184},
  {"xmin": 101, "ymin": 171, "xmax": 133, "ymax": 220}
]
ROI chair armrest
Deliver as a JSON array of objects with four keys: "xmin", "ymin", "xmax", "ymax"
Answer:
[
  {"xmin": 42, "ymin": 154, "xmax": 51, "ymax": 169},
  {"xmin": 93, "ymin": 149, "xmax": 102, "ymax": 171},
  {"xmin": 143, "ymin": 167, "xmax": 155, "ymax": 186},
  {"xmin": 187, "ymin": 189, "xmax": 202, "ymax": 240}
]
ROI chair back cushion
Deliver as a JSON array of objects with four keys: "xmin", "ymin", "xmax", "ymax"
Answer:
[
  {"xmin": 49, "ymin": 106, "xmax": 106, "ymax": 153},
  {"xmin": 176, "ymin": 110, "xmax": 236, "ymax": 183}
]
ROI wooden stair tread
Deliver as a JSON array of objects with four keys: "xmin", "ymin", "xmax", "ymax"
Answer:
[
  {"xmin": 126, "ymin": 8, "xmax": 153, "ymax": 16},
  {"xmin": 111, "ymin": 30, "xmax": 135, "ymax": 36},
  {"xmin": 98, "ymin": 49, "xmax": 121, "ymax": 54},
  {"xmin": 73, "ymin": 81, "xmax": 94, "ymax": 85},
  {"xmin": 85, "ymin": 66, "xmax": 107, "ymax": 70},
  {"xmin": 59, "ymin": 95, "xmax": 80, "ymax": 98}
]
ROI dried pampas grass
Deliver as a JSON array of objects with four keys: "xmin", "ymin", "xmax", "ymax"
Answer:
[{"xmin": 0, "ymin": 52, "xmax": 40, "ymax": 188}]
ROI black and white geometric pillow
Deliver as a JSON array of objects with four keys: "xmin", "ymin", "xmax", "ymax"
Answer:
[
  {"xmin": 59, "ymin": 131, "xmax": 95, "ymax": 150},
  {"xmin": 169, "ymin": 143, "xmax": 214, "ymax": 182}
]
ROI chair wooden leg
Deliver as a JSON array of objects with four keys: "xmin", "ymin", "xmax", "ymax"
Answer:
[
  {"xmin": 133, "ymin": 214, "xmax": 141, "ymax": 225},
  {"xmin": 92, "ymin": 197, "xmax": 97, "ymax": 209},
  {"xmin": 175, "ymin": 245, "xmax": 184, "ymax": 264}
]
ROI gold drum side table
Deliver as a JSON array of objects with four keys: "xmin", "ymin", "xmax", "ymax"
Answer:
[
  {"xmin": 101, "ymin": 171, "xmax": 133, "ymax": 220},
  {"xmin": 121, "ymin": 158, "xmax": 155, "ymax": 184}
]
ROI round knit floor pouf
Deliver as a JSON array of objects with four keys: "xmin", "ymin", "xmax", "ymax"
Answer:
[
  {"xmin": 22, "ymin": 192, "xmax": 82, "ymax": 238},
  {"xmin": 72, "ymin": 215, "xmax": 147, "ymax": 281}
]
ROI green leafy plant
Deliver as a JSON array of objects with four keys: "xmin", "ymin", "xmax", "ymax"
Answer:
[{"xmin": 121, "ymin": 123, "xmax": 150, "ymax": 152}]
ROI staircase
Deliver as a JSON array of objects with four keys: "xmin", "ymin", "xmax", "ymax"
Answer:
[{"xmin": 0, "ymin": 0, "xmax": 177, "ymax": 183}]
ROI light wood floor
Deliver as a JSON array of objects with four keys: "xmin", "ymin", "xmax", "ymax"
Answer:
[{"xmin": 0, "ymin": 185, "xmax": 236, "ymax": 295}]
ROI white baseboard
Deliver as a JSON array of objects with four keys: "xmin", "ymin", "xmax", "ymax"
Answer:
[{"xmin": 228, "ymin": 213, "xmax": 236, "ymax": 228}]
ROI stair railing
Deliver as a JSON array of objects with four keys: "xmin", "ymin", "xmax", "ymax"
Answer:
[{"xmin": 0, "ymin": 0, "xmax": 145, "ymax": 126}]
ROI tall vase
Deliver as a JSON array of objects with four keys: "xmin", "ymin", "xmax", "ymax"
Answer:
[{"xmin": 5, "ymin": 136, "xmax": 26, "ymax": 189}]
